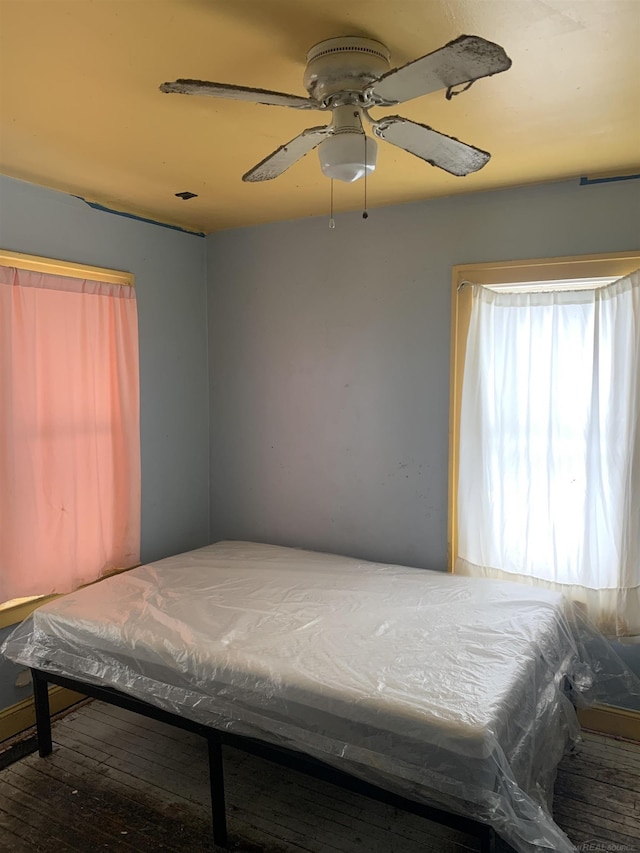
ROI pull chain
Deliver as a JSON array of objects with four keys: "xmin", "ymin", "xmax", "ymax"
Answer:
[
  {"xmin": 329, "ymin": 179, "xmax": 335, "ymax": 229},
  {"xmin": 363, "ymin": 137, "xmax": 369, "ymax": 220}
]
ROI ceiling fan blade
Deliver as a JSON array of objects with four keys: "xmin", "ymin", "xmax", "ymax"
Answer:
[
  {"xmin": 160, "ymin": 79, "xmax": 321, "ymax": 110},
  {"xmin": 243, "ymin": 126, "xmax": 332, "ymax": 182},
  {"xmin": 369, "ymin": 35, "xmax": 512, "ymax": 105},
  {"xmin": 373, "ymin": 116, "xmax": 490, "ymax": 176}
]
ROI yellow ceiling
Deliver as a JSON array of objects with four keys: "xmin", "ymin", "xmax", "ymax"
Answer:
[{"xmin": 1, "ymin": 0, "xmax": 639, "ymax": 233}]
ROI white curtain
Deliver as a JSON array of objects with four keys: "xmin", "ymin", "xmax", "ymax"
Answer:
[{"xmin": 457, "ymin": 271, "xmax": 640, "ymax": 639}]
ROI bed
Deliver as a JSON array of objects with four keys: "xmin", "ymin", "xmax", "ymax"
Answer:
[{"xmin": 1, "ymin": 540, "xmax": 618, "ymax": 852}]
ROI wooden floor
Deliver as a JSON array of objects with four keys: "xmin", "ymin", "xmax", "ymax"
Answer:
[{"xmin": 0, "ymin": 701, "xmax": 638, "ymax": 853}]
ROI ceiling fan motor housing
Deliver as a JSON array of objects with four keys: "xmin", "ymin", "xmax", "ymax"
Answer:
[{"xmin": 303, "ymin": 37, "xmax": 391, "ymax": 104}]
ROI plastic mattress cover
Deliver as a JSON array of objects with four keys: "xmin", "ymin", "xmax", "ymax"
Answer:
[{"xmin": 3, "ymin": 541, "xmax": 639, "ymax": 853}]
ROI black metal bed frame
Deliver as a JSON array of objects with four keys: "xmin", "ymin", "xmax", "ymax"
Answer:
[{"xmin": 31, "ymin": 667, "xmax": 501, "ymax": 852}]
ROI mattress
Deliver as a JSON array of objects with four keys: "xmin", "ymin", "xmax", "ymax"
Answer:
[{"xmin": 2, "ymin": 540, "xmax": 627, "ymax": 853}]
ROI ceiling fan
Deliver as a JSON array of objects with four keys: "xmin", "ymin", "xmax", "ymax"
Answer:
[{"xmin": 160, "ymin": 34, "xmax": 512, "ymax": 184}]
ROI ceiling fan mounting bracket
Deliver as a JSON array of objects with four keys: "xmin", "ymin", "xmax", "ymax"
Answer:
[{"xmin": 303, "ymin": 37, "xmax": 391, "ymax": 104}]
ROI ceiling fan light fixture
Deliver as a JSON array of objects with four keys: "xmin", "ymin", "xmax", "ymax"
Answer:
[{"xmin": 318, "ymin": 133, "xmax": 377, "ymax": 183}]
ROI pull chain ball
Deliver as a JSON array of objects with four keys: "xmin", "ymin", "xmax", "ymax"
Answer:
[{"xmin": 362, "ymin": 212, "xmax": 368, "ymax": 219}]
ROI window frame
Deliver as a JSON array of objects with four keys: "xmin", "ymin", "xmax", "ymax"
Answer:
[
  {"xmin": 448, "ymin": 250, "xmax": 640, "ymax": 574},
  {"xmin": 0, "ymin": 249, "xmax": 136, "ymax": 628}
]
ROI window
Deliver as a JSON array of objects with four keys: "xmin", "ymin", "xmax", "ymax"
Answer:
[
  {"xmin": 0, "ymin": 251, "xmax": 141, "ymax": 620},
  {"xmin": 449, "ymin": 252, "xmax": 640, "ymax": 637}
]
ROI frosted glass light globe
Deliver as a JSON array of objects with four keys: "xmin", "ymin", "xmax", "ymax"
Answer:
[{"xmin": 318, "ymin": 133, "xmax": 377, "ymax": 183}]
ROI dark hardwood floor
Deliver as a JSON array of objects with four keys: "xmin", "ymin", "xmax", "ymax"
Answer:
[{"xmin": 0, "ymin": 701, "xmax": 638, "ymax": 852}]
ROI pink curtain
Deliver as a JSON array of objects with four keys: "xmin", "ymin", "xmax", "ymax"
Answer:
[{"xmin": 0, "ymin": 265, "xmax": 140, "ymax": 602}]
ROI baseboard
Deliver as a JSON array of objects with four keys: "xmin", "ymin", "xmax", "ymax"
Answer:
[
  {"xmin": 0, "ymin": 685, "xmax": 86, "ymax": 743},
  {"xmin": 578, "ymin": 704, "xmax": 640, "ymax": 742}
]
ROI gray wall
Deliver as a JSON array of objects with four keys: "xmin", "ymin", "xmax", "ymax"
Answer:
[
  {"xmin": 207, "ymin": 177, "xmax": 640, "ymax": 571},
  {"xmin": 0, "ymin": 175, "xmax": 210, "ymax": 709}
]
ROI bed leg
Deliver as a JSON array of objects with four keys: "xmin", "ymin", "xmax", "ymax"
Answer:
[
  {"xmin": 32, "ymin": 670, "xmax": 53, "ymax": 757},
  {"xmin": 208, "ymin": 734, "xmax": 228, "ymax": 848}
]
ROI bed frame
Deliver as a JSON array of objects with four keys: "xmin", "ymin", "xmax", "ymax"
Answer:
[{"xmin": 31, "ymin": 667, "xmax": 503, "ymax": 853}]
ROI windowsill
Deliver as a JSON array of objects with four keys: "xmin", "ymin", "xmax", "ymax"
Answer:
[{"xmin": 0, "ymin": 564, "xmax": 139, "ymax": 630}]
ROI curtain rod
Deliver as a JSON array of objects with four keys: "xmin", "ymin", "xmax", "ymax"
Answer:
[{"xmin": 457, "ymin": 276, "xmax": 625, "ymax": 294}]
